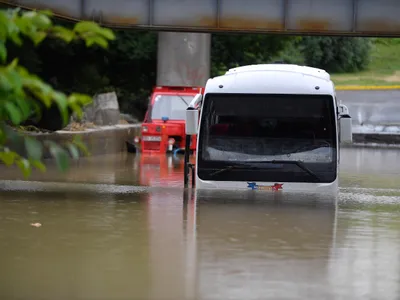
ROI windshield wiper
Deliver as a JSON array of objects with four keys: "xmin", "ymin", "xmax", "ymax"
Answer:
[
  {"xmin": 268, "ymin": 160, "xmax": 321, "ymax": 182},
  {"xmin": 176, "ymin": 94, "xmax": 189, "ymax": 106},
  {"xmin": 208, "ymin": 160, "xmax": 321, "ymax": 182},
  {"xmin": 208, "ymin": 161, "xmax": 283, "ymax": 177},
  {"xmin": 208, "ymin": 163, "xmax": 262, "ymax": 177}
]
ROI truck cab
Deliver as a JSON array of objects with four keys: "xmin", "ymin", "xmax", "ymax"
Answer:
[{"xmin": 133, "ymin": 86, "xmax": 203, "ymax": 154}]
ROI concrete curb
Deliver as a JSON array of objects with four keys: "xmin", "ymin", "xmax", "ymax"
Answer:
[
  {"xmin": 7, "ymin": 124, "xmax": 141, "ymax": 159},
  {"xmin": 352, "ymin": 133, "xmax": 400, "ymax": 147},
  {"xmin": 40, "ymin": 124, "xmax": 141, "ymax": 156}
]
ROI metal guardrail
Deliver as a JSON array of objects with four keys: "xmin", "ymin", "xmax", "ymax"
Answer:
[{"xmin": 1, "ymin": 0, "xmax": 400, "ymax": 36}]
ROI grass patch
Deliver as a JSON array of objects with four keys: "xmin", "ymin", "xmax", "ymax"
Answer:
[{"xmin": 332, "ymin": 38, "xmax": 400, "ymax": 86}]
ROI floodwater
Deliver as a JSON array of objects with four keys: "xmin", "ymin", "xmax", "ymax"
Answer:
[{"xmin": 1, "ymin": 147, "xmax": 400, "ymax": 300}]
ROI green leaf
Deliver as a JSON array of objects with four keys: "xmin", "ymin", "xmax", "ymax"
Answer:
[
  {"xmin": 0, "ymin": 70, "xmax": 12, "ymax": 91},
  {"xmin": 31, "ymin": 159, "xmax": 46, "ymax": 172},
  {"xmin": 74, "ymin": 21, "xmax": 102, "ymax": 34},
  {"xmin": 9, "ymin": 32, "xmax": 22, "ymax": 46},
  {"xmin": 16, "ymin": 158, "xmax": 31, "ymax": 178},
  {"xmin": 53, "ymin": 91, "xmax": 69, "ymax": 126},
  {"xmin": 22, "ymin": 75, "xmax": 53, "ymax": 107},
  {"xmin": 67, "ymin": 143, "xmax": 80, "ymax": 159},
  {"xmin": 14, "ymin": 96, "xmax": 32, "ymax": 120},
  {"xmin": 22, "ymin": 11, "xmax": 37, "ymax": 19},
  {"xmin": 68, "ymin": 93, "xmax": 93, "ymax": 106},
  {"xmin": 69, "ymin": 103, "xmax": 83, "ymax": 119},
  {"xmin": 51, "ymin": 25, "xmax": 75, "ymax": 43},
  {"xmin": 97, "ymin": 27, "xmax": 116, "ymax": 40},
  {"xmin": 2, "ymin": 124, "xmax": 20, "ymax": 143},
  {"xmin": 21, "ymin": 10, "xmax": 51, "ymax": 31},
  {"xmin": 4, "ymin": 101, "xmax": 22, "ymax": 124},
  {"xmin": 31, "ymin": 31, "xmax": 47, "ymax": 46},
  {"xmin": 0, "ymin": 40, "xmax": 7, "ymax": 62},
  {"xmin": 0, "ymin": 149, "xmax": 17, "ymax": 166},
  {"xmin": 38, "ymin": 10, "xmax": 53, "ymax": 17},
  {"xmin": 14, "ymin": 15, "xmax": 31, "ymax": 35},
  {"xmin": 0, "ymin": 11, "xmax": 9, "ymax": 41},
  {"xmin": 85, "ymin": 36, "xmax": 108, "ymax": 49},
  {"xmin": 24, "ymin": 136, "xmax": 43, "ymax": 160},
  {"xmin": 46, "ymin": 141, "xmax": 70, "ymax": 172},
  {"xmin": 72, "ymin": 136, "xmax": 90, "ymax": 156},
  {"xmin": 8, "ymin": 58, "xmax": 19, "ymax": 69},
  {"xmin": 34, "ymin": 13, "xmax": 52, "ymax": 29},
  {"xmin": 7, "ymin": 16, "xmax": 22, "ymax": 43},
  {"xmin": 5, "ymin": 68, "xmax": 23, "ymax": 91}
]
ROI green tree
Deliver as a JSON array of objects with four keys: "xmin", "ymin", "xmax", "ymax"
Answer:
[
  {"xmin": 0, "ymin": 8, "xmax": 115, "ymax": 177},
  {"xmin": 300, "ymin": 36, "xmax": 371, "ymax": 73},
  {"xmin": 211, "ymin": 34, "xmax": 297, "ymax": 76}
]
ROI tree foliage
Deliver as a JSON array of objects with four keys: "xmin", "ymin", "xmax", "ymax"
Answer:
[
  {"xmin": 0, "ymin": 8, "xmax": 115, "ymax": 176},
  {"xmin": 299, "ymin": 36, "xmax": 372, "ymax": 73},
  {"xmin": 210, "ymin": 34, "xmax": 297, "ymax": 76},
  {"xmin": 15, "ymin": 31, "xmax": 295, "ymax": 120},
  {"xmin": 12, "ymin": 27, "xmax": 157, "ymax": 119}
]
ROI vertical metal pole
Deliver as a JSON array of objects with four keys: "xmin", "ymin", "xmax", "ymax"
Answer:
[
  {"xmin": 283, "ymin": 0, "xmax": 288, "ymax": 31},
  {"xmin": 148, "ymin": 0, "xmax": 153, "ymax": 26},
  {"xmin": 80, "ymin": 0, "xmax": 86, "ymax": 19},
  {"xmin": 216, "ymin": 0, "xmax": 220, "ymax": 29},
  {"xmin": 352, "ymin": 0, "xmax": 358, "ymax": 32},
  {"xmin": 184, "ymin": 134, "xmax": 191, "ymax": 187},
  {"xmin": 191, "ymin": 165, "xmax": 195, "ymax": 188}
]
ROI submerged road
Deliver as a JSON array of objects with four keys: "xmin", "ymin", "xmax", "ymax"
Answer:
[
  {"xmin": 337, "ymin": 90, "xmax": 400, "ymax": 127},
  {"xmin": 0, "ymin": 148, "xmax": 400, "ymax": 299}
]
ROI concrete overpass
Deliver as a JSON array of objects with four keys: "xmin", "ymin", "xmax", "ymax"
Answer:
[{"xmin": 1, "ymin": 0, "xmax": 400, "ymax": 36}]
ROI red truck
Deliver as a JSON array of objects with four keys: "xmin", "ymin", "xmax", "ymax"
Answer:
[{"xmin": 128, "ymin": 86, "xmax": 203, "ymax": 155}]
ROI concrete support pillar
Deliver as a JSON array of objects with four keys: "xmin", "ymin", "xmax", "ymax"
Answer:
[{"xmin": 157, "ymin": 32, "xmax": 211, "ymax": 87}]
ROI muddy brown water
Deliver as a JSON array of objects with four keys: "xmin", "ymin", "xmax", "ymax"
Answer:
[{"xmin": 0, "ymin": 147, "xmax": 399, "ymax": 300}]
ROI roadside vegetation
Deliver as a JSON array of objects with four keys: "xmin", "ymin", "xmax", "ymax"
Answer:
[
  {"xmin": 0, "ymin": 8, "xmax": 115, "ymax": 176},
  {"xmin": 331, "ymin": 38, "xmax": 400, "ymax": 86},
  {"xmin": 7, "ymin": 29, "xmax": 382, "ymax": 121}
]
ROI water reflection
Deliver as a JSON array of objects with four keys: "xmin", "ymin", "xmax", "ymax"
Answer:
[
  {"xmin": 195, "ymin": 191, "xmax": 339, "ymax": 300},
  {"xmin": 340, "ymin": 147, "xmax": 400, "ymax": 174},
  {"xmin": 147, "ymin": 188, "xmax": 196, "ymax": 300},
  {"xmin": 328, "ymin": 208, "xmax": 400, "ymax": 300},
  {"xmin": 340, "ymin": 147, "xmax": 400, "ymax": 190},
  {"xmin": 139, "ymin": 154, "xmax": 186, "ymax": 187}
]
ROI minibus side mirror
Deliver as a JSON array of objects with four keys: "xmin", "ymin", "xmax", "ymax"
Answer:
[
  {"xmin": 338, "ymin": 104, "xmax": 352, "ymax": 144},
  {"xmin": 185, "ymin": 109, "xmax": 199, "ymax": 135},
  {"xmin": 185, "ymin": 94, "xmax": 202, "ymax": 135}
]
